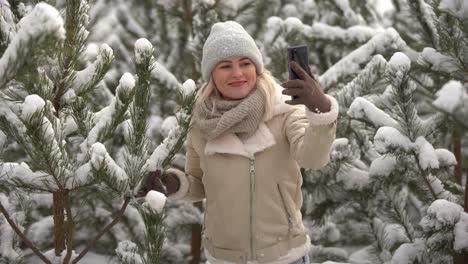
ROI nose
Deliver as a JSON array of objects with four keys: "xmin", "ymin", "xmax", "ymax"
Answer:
[{"xmin": 232, "ymin": 64, "xmax": 242, "ymax": 77}]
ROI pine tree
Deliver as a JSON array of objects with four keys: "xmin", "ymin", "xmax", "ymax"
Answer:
[
  {"xmin": 296, "ymin": 0, "xmax": 467, "ymax": 263},
  {"xmin": 0, "ymin": 1, "xmax": 196, "ymax": 263}
]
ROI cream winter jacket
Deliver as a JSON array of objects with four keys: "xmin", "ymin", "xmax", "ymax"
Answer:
[{"xmin": 169, "ymin": 85, "xmax": 338, "ymax": 264}]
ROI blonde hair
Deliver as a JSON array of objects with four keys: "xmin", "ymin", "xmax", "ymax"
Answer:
[{"xmin": 196, "ymin": 71, "xmax": 277, "ymax": 121}]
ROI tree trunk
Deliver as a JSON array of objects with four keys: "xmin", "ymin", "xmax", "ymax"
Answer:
[
  {"xmin": 190, "ymin": 201, "xmax": 203, "ymax": 264},
  {"xmin": 465, "ymin": 170, "xmax": 467, "ymax": 213},
  {"xmin": 454, "ymin": 131, "xmax": 462, "ymax": 184},
  {"xmin": 464, "ymin": 169, "xmax": 468, "ymax": 264},
  {"xmin": 53, "ymin": 190, "xmax": 68, "ymax": 256},
  {"xmin": 453, "ymin": 129, "xmax": 467, "ymax": 213},
  {"xmin": 453, "ymin": 131, "xmax": 467, "ymax": 264},
  {"xmin": 454, "ymin": 254, "xmax": 467, "ymax": 264}
]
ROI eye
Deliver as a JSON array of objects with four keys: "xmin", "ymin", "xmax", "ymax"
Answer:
[
  {"xmin": 241, "ymin": 62, "xmax": 251, "ymax": 66},
  {"xmin": 219, "ymin": 64, "xmax": 231, "ymax": 69}
]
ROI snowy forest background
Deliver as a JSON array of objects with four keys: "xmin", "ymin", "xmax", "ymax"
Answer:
[{"xmin": 0, "ymin": 0, "xmax": 467, "ymax": 263}]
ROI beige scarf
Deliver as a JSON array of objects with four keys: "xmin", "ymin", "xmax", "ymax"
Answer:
[{"xmin": 192, "ymin": 88, "xmax": 265, "ymax": 140}]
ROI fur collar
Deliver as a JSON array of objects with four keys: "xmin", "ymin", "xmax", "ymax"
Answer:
[{"xmin": 204, "ymin": 122, "xmax": 276, "ymax": 159}]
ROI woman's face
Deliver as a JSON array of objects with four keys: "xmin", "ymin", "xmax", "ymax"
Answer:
[{"xmin": 211, "ymin": 56, "xmax": 257, "ymax": 100}]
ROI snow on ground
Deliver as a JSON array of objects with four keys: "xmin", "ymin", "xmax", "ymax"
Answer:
[{"xmin": 28, "ymin": 250, "xmax": 117, "ymax": 264}]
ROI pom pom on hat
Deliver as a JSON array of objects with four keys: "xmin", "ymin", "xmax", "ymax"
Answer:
[{"xmin": 201, "ymin": 21, "xmax": 264, "ymax": 81}]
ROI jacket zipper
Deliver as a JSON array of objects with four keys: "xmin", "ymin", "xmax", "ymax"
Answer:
[{"xmin": 249, "ymin": 157, "xmax": 255, "ymax": 260}]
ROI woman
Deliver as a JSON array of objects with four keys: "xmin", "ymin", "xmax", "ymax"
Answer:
[{"xmin": 145, "ymin": 21, "xmax": 338, "ymax": 264}]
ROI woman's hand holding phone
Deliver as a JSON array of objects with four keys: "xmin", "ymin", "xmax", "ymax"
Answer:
[{"xmin": 282, "ymin": 61, "xmax": 331, "ymax": 113}]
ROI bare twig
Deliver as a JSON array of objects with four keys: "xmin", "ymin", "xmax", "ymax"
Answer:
[
  {"xmin": 0, "ymin": 202, "xmax": 51, "ymax": 264},
  {"xmin": 71, "ymin": 197, "xmax": 131, "ymax": 264}
]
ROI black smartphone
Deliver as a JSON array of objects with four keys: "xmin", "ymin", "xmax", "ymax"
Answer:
[
  {"xmin": 287, "ymin": 45, "xmax": 309, "ymax": 80},
  {"xmin": 287, "ymin": 45, "xmax": 310, "ymax": 99}
]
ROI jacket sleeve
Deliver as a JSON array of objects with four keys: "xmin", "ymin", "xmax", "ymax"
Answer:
[
  {"xmin": 285, "ymin": 94, "xmax": 338, "ymax": 169},
  {"xmin": 167, "ymin": 132, "xmax": 206, "ymax": 202}
]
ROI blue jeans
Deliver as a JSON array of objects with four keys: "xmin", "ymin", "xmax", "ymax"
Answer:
[{"xmin": 289, "ymin": 255, "xmax": 310, "ymax": 264}]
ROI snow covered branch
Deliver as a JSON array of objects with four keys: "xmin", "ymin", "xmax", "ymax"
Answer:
[
  {"xmin": 90, "ymin": 143, "xmax": 130, "ymax": 193},
  {"xmin": 264, "ymin": 16, "xmax": 381, "ymax": 45},
  {"xmin": 20, "ymin": 95, "xmax": 69, "ymax": 189},
  {"xmin": 0, "ymin": 0, "xmax": 16, "ymax": 51},
  {"xmin": 433, "ymin": 80, "xmax": 468, "ymax": 128},
  {"xmin": 127, "ymin": 38, "xmax": 154, "ymax": 154},
  {"xmin": 438, "ymin": 0, "xmax": 468, "ymax": 19},
  {"xmin": 144, "ymin": 79, "xmax": 197, "ymax": 174},
  {"xmin": 336, "ymin": 55, "xmax": 387, "ymax": 108},
  {"xmin": 417, "ymin": 48, "xmax": 461, "ymax": 75},
  {"xmin": 70, "ymin": 44, "xmax": 114, "ymax": 96},
  {"xmin": 319, "ymin": 28, "xmax": 407, "ymax": 90},
  {"xmin": 0, "ymin": 3, "xmax": 65, "ymax": 88},
  {"xmin": 122, "ymin": 38, "xmax": 155, "ymax": 188},
  {"xmin": 1, "ymin": 96, "xmax": 68, "ymax": 191},
  {"xmin": 410, "ymin": 0, "xmax": 440, "ymax": 49},
  {"xmin": 420, "ymin": 200, "xmax": 468, "ymax": 254},
  {"xmin": 77, "ymin": 73, "xmax": 135, "ymax": 163},
  {"xmin": 348, "ymin": 97, "xmax": 399, "ymax": 128},
  {"xmin": 0, "ymin": 162, "xmax": 57, "ymax": 191},
  {"xmin": 0, "ymin": 100, "xmax": 27, "ymax": 143},
  {"xmin": 306, "ymin": 22, "xmax": 381, "ymax": 43},
  {"xmin": 151, "ymin": 61, "xmax": 183, "ymax": 92},
  {"xmin": 329, "ymin": 0, "xmax": 363, "ymax": 25},
  {"xmin": 116, "ymin": 240, "xmax": 143, "ymax": 264}
]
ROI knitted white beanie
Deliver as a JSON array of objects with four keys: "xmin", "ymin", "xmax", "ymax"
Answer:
[{"xmin": 201, "ymin": 21, "xmax": 264, "ymax": 81}]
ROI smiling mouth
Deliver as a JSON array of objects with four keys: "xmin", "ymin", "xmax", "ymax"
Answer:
[{"xmin": 229, "ymin": 81, "xmax": 246, "ymax": 87}]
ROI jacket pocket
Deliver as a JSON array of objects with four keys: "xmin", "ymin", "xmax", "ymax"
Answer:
[
  {"xmin": 277, "ymin": 181, "xmax": 305, "ymax": 238},
  {"xmin": 277, "ymin": 183, "xmax": 296, "ymax": 232}
]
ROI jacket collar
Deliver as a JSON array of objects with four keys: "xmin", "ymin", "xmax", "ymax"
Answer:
[
  {"xmin": 204, "ymin": 122, "xmax": 276, "ymax": 159},
  {"xmin": 204, "ymin": 84, "xmax": 296, "ymax": 158}
]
